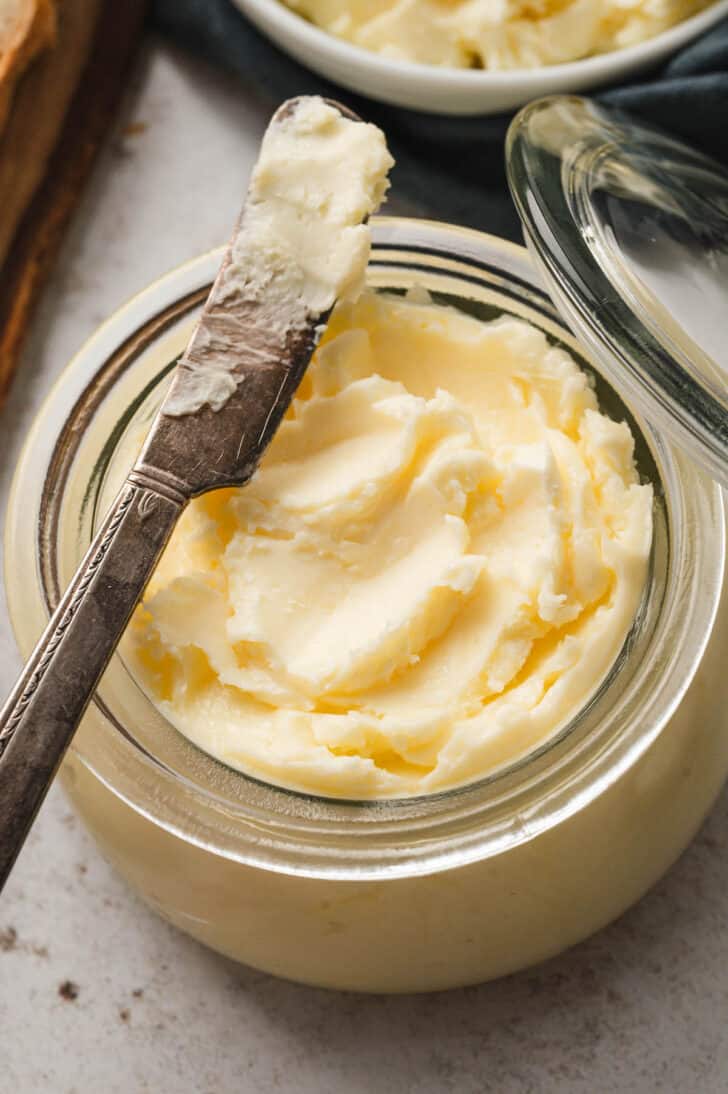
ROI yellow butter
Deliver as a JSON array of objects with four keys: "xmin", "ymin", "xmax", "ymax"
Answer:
[
  {"xmin": 281, "ymin": 0, "xmax": 711, "ymax": 68},
  {"xmin": 125, "ymin": 290, "xmax": 653, "ymax": 798}
]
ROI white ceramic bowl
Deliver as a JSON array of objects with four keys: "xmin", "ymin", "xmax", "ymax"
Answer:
[{"xmin": 232, "ymin": 0, "xmax": 728, "ymax": 115}]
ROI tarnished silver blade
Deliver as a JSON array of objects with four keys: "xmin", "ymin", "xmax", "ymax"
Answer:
[
  {"xmin": 0, "ymin": 97, "xmax": 370, "ymax": 891},
  {"xmin": 134, "ymin": 97, "xmax": 362, "ymax": 502}
]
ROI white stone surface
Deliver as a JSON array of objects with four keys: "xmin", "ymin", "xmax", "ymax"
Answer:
[{"xmin": 1, "ymin": 36, "xmax": 728, "ymax": 1094}]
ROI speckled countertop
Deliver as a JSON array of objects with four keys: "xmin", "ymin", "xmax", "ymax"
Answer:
[{"xmin": 1, "ymin": 36, "xmax": 728, "ymax": 1094}]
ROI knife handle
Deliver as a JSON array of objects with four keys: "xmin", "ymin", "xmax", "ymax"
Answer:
[{"xmin": 0, "ymin": 478, "xmax": 184, "ymax": 889}]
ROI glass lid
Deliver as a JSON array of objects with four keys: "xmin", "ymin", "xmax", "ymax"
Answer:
[{"xmin": 506, "ymin": 95, "xmax": 728, "ymax": 486}]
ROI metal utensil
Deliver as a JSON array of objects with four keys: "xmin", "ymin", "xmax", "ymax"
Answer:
[{"xmin": 0, "ymin": 97, "xmax": 361, "ymax": 889}]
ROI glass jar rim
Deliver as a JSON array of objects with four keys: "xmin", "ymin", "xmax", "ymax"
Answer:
[{"xmin": 5, "ymin": 218, "xmax": 725, "ymax": 880}]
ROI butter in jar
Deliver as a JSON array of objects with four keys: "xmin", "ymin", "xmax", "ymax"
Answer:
[
  {"xmin": 125, "ymin": 288, "xmax": 653, "ymax": 799},
  {"xmin": 6, "ymin": 97, "xmax": 727, "ymax": 991}
]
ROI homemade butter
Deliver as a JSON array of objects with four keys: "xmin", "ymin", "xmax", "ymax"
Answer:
[
  {"xmin": 125, "ymin": 290, "xmax": 653, "ymax": 797},
  {"xmin": 10, "ymin": 223, "xmax": 724, "ymax": 992},
  {"xmin": 280, "ymin": 0, "xmax": 711, "ymax": 68}
]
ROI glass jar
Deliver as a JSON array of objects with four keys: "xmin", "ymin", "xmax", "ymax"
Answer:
[{"xmin": 5, "ymin": 219, "xmax": 726, "ymax": 993}]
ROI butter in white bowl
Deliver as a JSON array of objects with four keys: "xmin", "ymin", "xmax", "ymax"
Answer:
[
  {"xmin": 233, "ymin": 0, "xmax": 728, "ymax": 114},
  {"xmin": 279, "ymin": 0, "xmax": 714, "ymax": 68}
]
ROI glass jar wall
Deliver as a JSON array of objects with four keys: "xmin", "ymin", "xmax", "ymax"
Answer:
[{"xmin": 5, "ymin": 221, "xmax": 725, "ymax": 991}]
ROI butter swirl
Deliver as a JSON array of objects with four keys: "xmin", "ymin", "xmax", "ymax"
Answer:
[{"xmin": 126, "ymin": 291, "xmax": 652, "ymax": 797}]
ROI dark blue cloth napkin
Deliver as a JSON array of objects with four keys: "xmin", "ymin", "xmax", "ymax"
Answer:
[{"xmin": 152, "ymin": 0, "xmax": 728, "ymax": 242}]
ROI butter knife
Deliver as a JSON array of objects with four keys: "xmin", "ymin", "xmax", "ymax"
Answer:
[{"xmin": 0, "ymin": 97, "xmax": 363, "ymax": 888}]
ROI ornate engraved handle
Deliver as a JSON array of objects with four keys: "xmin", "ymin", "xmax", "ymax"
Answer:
[{"xmin": 0, "ymin": 478, "xmax": 185, "ymax": 889}]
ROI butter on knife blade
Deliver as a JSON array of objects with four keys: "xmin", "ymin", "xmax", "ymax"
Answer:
[{"xmin": 139, "ymin": 95, "xmax": 394, "ymax": 496}]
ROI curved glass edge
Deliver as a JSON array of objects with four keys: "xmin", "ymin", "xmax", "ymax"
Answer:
[
  {"xmin": 506, "ymin": 95, "xmax": 728, "ymax": 487},
  {"xmin": 4, "ymin": 219, "xmax": 725, "ymax": 880}
]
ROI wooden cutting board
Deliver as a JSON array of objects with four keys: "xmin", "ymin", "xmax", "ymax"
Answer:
[{"xmin": 0, "ymin": 2, "xmax": 147, "ymax": 407}]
